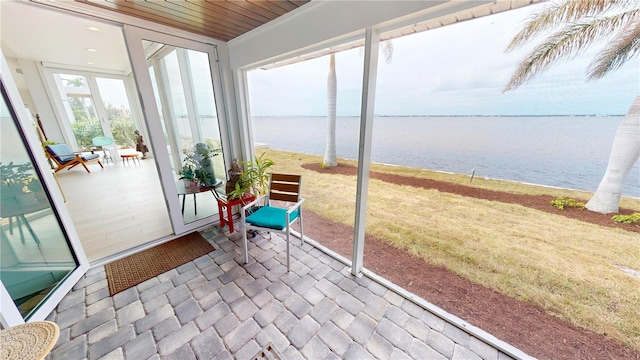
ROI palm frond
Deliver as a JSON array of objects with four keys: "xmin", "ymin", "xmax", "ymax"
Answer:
[
  {"xmin": 588, "ymin": 19, "xmax": 640, "ymax": 79},
  {"xmin": 382, "ymin": 41, "xmax": 394, "ymax": 64},
  {"xmin": 505, "ymin": 10, "xmax": 640, "ymax": 91},
  {"xmin": 507, "ymin": 0, "xmax": 639, "ymax": 51}
]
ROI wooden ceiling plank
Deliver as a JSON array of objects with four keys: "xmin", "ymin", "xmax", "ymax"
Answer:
[
  {"xmin": 179, "ymin": 1, "xmax": 256, "ymax": 33},
  {"xmin": 242, "ymin": 0, "xmax": 287, "ymax": 16},
  {"xmin": 80, "ymin": 0, "xmax": 234, "ymax": 41},
  {"xmin": 112, "ymin": 0, "xmax": 239, "ymax": 39},
  {"xmin": 266, "ymin": 0, "xmax": 298, "ymax": 12},
  {"xmin": 210, "ymin": 1, "xmax": 275, "ymax": 24},
  {"xmin": 73, "ymin": 0, "xmax": 310, "ymax": 41},
  {"xmin": 287, "ymin": 0, "xmax": 310, "ymax": 7},
  {"xmin": 201, "ymin": 0, "xmax": 267, "ymax": 28},
  {"xmin": 137, "ymin": 0, "xmax": 244, "ymax": 37},
  {"xmin": 219, "ymin": 0, "xmax": 277, "ymax": 23}
]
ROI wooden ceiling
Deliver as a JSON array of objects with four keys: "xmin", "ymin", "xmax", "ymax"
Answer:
[{"xmin": 75, "ymin": 0, "xmax": 310, "ymax": 42}]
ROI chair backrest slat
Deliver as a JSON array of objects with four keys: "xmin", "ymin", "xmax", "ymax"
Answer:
[
  {"xmin": 271, "ymin": 173, "xmax": 300, "ymax": 183},
  {"xmin": 268, "ymin": 173, "xmax": 301, "ymax": 203},
  {"xmin": 270, "ymin": 182, "xmax": 299, "ymax": 194},
  {"xmin": 270, "ymin": 192, "xmax": 300, "ymax": 202}
]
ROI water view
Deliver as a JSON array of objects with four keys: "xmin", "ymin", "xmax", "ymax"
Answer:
[{"xmin": 250, "ymin": 115, "xmax": 640, "ymax": 197}]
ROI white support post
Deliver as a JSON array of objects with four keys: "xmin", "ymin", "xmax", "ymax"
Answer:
[
  {"xmin": 352, "ymin": 28, "xmax": 380, "ymax": 277},
  {"xmin": 177, "ymin": 49, "xmax": 203, "ymax": 144}
]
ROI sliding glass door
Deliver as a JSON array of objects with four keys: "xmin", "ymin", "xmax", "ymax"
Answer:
[
  {"xmin": 1, "ymin": 53, "xmax": 89, "ymax": 326},
  {"xmin": 50, "ymin": 71, "xmax": 139, "ymax": 154},
  {"xmin": 124, "ymin": 26, "xmax": 229, "ymax": 233}
]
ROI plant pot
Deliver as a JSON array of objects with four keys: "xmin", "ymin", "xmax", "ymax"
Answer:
[{"xmin": 183, "ymin": 179, "xmax": 199, "ymax": 190}]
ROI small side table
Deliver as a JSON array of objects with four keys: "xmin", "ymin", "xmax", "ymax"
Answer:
[
  {"xmin": 120, "ymin": 153, "xmax": 140, "ymax": 165},
  {"xmin": 0, "ymin": 321, "xmax": 60, "ymax": 360},
  {"xmin": 217, "ymin": 193, "xmax": 255, "ymax": 233}
]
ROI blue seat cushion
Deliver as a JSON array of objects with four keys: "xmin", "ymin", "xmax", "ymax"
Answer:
[
  {"xmin": 81, "ymin": 153, "xmax": 100, "ymax": 161},
  {"xmin": 47, "ymin": 144, "xmax": 76, "ymax": 163},
  {"xmin": 246, "ymin": 206, "xmax": 299, "ymax": 230}
]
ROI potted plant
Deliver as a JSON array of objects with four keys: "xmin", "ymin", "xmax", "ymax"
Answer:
[
  {"xmin": 0, "ymin": 162, "xmax": 37, "ymax": 207},
  {"xmin": 179, "ymin": 143, "xmax": 219, "ymax": 188},
  {"xmin": 178, "ymin": 164, "xmax": 198, "ymax": 189},
  {"xmin": 227, "ymin": 152, "xmax": 275, "ymax": 200}
]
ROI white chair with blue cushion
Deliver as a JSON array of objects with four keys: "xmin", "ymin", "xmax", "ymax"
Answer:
[
  {"xmin": 45, "ymin": 144, "xmax": 103, "ymax": 173},
  {"xmin": 241, "ymin": 174, "xmax": 304, "ymax": 271}
]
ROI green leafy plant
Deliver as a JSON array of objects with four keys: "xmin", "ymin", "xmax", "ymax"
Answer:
[
  {"xmin": 0, "ymin": 162, "xmax": 34, "ymax": 194},
  {"xmin": 179, "ymin": 143, "xmax": 219, "ymax": 186},
  {"xmin": 612, "ymin": 213, "xmax": 640, "ymax": 224},
  {"xmin": 550, "ymin": 196, "xmax": 585, "ymax": 210},
  {"xmin": 227, "ymin": 152, "xmax": 275, "ymax": 199},
  {"xmin": 178, "ymin": 164, "xmax": 196, "ymax": 181}
]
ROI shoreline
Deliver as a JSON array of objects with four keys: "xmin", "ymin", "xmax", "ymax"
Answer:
[
  {"xmin": 251, "ymin": 114, "xmax": 639, "ymax": 197},
  {"xmin": 257, "ymin": 145, "xmax": 640, "ymax": 200},
  {"xmin": 302, "ymin": 161, "xmax": 640, "ymax": 233}
]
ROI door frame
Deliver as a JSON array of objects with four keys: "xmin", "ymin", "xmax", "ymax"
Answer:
[
  {"xmin": 0, "ymin": 50, "xmax": 90, "ymax": 327},
  {"xmin": 123, "ymin": 25, "xmax": 231, "ymax": 234}
]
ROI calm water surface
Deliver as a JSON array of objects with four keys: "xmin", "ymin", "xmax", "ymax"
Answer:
[{"xmin": 250, "ymin": 116, "xmax": 639, "ymax": 197}]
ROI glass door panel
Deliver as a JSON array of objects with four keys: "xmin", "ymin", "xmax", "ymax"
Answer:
[
  {"xmin": 125, "ymin": 25, "xmax": 229, "ymax": 234},
  {"xmin": 1, "ymin": 84, "xmax": 78, "ymax": 319},
  {"xmin": 95, "ymin": 77, "xmax": 137, "ymax": 149},
  {"xmin": 144, "ymin": 40, "xmax": 226, "ymax": 225},
  {"xmin": 55, "ymin": 74, "xmax": 104, "ymax": 151}
]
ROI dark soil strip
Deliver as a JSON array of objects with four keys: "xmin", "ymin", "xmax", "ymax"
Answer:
[
  {"xmin": 302, "ymin": 163, "xmax": 639, "ymax": 233},
  {"xmin": 303, "ymin": 209, "xmax": 640, "ymax": 360},
  {"xmin": 300, "ymin": 162, "xmax": 640, "ymax": 359}
]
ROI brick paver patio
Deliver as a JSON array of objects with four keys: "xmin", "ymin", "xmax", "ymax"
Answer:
[{"xmin": 45, "ymin": 226, "xmax": 533, "ymax": 359}]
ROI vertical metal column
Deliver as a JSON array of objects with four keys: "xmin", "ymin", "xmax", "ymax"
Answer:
[{"xmin": 352, "ymin": 28, "xmax": 380, "ymax": 276}]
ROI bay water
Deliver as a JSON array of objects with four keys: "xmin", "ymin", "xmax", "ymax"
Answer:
[{"xmin": 251, "ymin": 115, "xmax": 639, "ymax": 197}]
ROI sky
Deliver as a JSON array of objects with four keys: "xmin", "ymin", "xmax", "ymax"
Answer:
[{"xmin": 247, "ymin": 3, "xmax": 639, "ymax": 117}]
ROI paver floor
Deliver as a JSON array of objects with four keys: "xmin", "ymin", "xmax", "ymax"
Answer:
[{"xmin": 45, "ymin": 226, "xmax": 532, "ymax": 359}]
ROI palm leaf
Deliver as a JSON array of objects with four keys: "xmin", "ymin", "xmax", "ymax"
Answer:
[
  {"xmin": 507, "ymin": 0, "xmax": 639, "ymax": 51},
  {"xmin": 588, "ymin": 16, "xmax": 640, "ymax": 79},
  {"xmin": 505, "ymin": 9, "xmax": 640, "ymax": 91}
]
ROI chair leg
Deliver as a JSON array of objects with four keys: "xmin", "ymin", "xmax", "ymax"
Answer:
[
  {"xmin": 299, "ymin": 214, "xmax": 304, "ymax": 245},
  {"xmin": 286, "ymin": 227, "xmax": 291, "ymax": 272},
  {"xmin": 80, "ymin": 161, "xmax": 91, "ymax": 173},
  {"xmin": 242, "ymin": 223, "xmax": 249, "ymax": 264}
]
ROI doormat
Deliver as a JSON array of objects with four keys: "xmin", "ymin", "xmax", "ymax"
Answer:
[{"xmin": 105, "ymin": 232, "xmax": 214, "ymax": 296}]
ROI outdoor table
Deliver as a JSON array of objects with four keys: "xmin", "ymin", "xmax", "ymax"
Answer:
[
  {"xmin": 176, "ymin": 179, "xmax": 223, "ymax": 215},
  {"xmin": 217, "ymin": 193, "xmax": 255, "ymax": 233}
]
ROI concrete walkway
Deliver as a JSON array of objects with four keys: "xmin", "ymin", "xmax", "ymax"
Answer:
[{"xmin": 45, "ymin": 226, "xmax": 532, "ymax": 359}]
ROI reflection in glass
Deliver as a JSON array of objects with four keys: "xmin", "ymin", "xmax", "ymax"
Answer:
[
  {"xmin": 144, "ymin": 41, "xmax": 226, "ymax": 223},
  {"xmin": 96, "ymin": 77, "xmax": 137, "ymax": 149},
  {"xmin": 1, "ymin": 85, "xmax": 77, "ymax": 318}
]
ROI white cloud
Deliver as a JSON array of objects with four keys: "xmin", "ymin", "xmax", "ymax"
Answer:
[{"xmin": 247, "ymin": 4, "xmax": 639, "ymax": 117}]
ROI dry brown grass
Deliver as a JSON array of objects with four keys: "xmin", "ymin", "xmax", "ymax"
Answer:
[{"xmin": 262, "ymin": 148, "xmax": 640, "ymax": 351}]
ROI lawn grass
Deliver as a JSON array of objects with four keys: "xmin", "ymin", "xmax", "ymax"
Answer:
[{"xmin": 260, "ymin": 148, "xmax": 640, "ymax": 351}]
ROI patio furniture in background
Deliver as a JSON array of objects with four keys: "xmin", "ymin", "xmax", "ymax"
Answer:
[
  {"xmin": 120, "ymin": 153, "xmax": 140, "ymax": 165},
  {"xmin": 45, "ymin": 144, "xmax": 103, "ymax": 173},
  {"xmin": 91, "ymin": 136, "xmax": 116, "ymax": 164}
]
